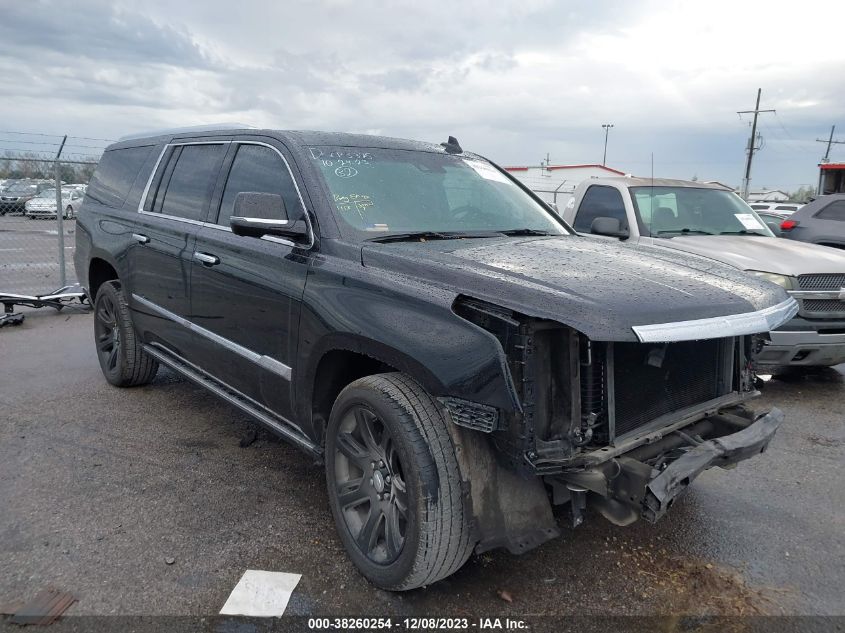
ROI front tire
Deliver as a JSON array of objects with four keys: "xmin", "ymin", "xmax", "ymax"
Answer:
[
  {"xmin": 326, "ymin": 373, "xmax": 474, "ymax": 590},
  {"xmin": 93, "ymin": 281, "xmax": 159, "ymax": 386}
]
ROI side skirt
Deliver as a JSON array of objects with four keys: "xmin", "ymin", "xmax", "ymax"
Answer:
[{"xmin": 142, "ymin": 343, "xmax": 323, "ymax": 459}]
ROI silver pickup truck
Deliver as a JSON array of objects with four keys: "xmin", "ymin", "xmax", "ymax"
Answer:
[{"xmin": 562, "ymin": 177, "xmax": 845, "ymax": 370}]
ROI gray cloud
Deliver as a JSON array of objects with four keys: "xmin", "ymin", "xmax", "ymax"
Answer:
[
  {"xmin": 0, "ymin": 0, "xmax": 211, "ymax": 68},
  {"xmin": 0, "ymin": 0, "xmax": 842, "ymax": 190}
]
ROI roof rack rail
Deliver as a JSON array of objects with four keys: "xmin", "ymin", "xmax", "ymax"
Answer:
[{"xmin": 118, "ymin": 123, "xmax": 257, "ymax": 142}]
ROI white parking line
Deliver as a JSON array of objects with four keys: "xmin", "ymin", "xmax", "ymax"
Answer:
[{"xmin": 219, "ymin": 570, "xmax": 302, "ymax": 617}]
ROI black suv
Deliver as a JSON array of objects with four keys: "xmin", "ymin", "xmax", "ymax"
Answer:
[{"xmin": 76, "ymin": 127, "xmax": 797, "ymax": 590}]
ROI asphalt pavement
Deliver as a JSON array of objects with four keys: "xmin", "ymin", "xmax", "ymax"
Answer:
[{"xmin": 1, "ymin": 308, "xmax": 843, "ymax": 622}]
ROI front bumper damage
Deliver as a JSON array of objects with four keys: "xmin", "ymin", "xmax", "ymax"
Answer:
[
  {"xmin": 641, "ymin": 407, "xmax": 782, "ymax": 522},
  {"xmin": 549, "ymin": 407, "xmax": 783, "ymax": 527}
]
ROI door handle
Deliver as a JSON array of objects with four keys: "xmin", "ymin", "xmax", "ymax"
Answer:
[
  {"xmin": 131, "ymin": 233, "xmax": 150, "ymax": 244},
  {"xmin": 193, "ymin": 251, "xmax": 220, "ymax": 266}
]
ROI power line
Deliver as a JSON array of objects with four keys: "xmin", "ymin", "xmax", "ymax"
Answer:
[
  {"xmin": 0, "ymin": 138, "xmax": 60, "ymax": 147},
  {"xmin": 0, "ymin": 130, "xmax": 115, "ymax": 143},
  {"xmin": 67, "ymin": 135, "xmax": 115, "ymax": 143}
]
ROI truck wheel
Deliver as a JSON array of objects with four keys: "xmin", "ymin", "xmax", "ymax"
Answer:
[
  {"xmin": 325, "ymin": 373, "xmax": 474, "ymax": 590},
  {"xmin": 93, "ymin": 281, "xmax": 158, "ymax": 387}
]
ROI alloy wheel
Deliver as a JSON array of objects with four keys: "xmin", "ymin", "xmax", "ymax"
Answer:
[
  {"xmin": 333, "ymin": 405, "xmax": 408, "ymax": 564},
  {"xmin": 94, "ymin": 293, "xmax": 121, "ymax": 373}
]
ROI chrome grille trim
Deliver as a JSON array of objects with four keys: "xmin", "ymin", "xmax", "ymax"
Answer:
[{"xmin": 797, "ymin": 274, "xmax": 845, "ymax": 291}]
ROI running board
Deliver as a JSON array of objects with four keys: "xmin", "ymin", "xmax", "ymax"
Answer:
[{"xmin": 142, "ymin": 344, "xmax": 322, "ymax": 458}]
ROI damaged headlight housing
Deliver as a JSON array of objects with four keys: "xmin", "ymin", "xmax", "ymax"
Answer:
[{"xmin": 746, "ymin": 270, "xmax": 796, "ymax": 290}]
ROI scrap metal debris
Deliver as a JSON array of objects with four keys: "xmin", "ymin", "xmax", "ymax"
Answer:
[
  {"xmin": 7, "ymin": 587, "xmax": 77, "ymax": 625},
  {"xmin": 0, "ymin": 313, "xmax": 24, "ymax": 327}
]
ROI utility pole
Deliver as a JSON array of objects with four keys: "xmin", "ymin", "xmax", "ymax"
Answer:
[
  {"xmin": 816, "ymin": 125, "xmax": 845, "ymax": 194},
  {"xmin": 602, "ymin": 123, "xmax": 613, "ymax": 166},
  {"xmin": 816, "ymin": 125, "xmax": 844, "ymax": 162},
  {"xmin": 737, "ymin": 89, "xmax": 775, "ymax": 200}
]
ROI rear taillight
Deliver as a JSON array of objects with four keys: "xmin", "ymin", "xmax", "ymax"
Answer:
[{"xmin": 780, "ymin": 219, "xmax": 798, "ymax": 231}]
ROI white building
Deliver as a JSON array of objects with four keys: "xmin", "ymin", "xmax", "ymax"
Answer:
[
  {"xmin": 504, "ymin": 163, "xmax": 626, "ymax": 208},
  {"xmin": 748, "ymin": 189, "xmax": 789, "ymax": 202}
]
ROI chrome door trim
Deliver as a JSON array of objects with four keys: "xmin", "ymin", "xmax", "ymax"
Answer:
[
  {"xmin": 136, "ymin": 140, "xmax": 232, "ymax": 215},
  {"xmin": 136, "ymin": 139, "xmax": 315, "ymax": 250},
  {"xmin": 632, "ymin": 297, "xmax": 799, "ymax": 343},
  {"xmin": 132, "ymin": 293, "xmax": 292, "ymax": 381}
]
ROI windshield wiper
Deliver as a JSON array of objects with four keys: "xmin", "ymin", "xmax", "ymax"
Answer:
[
  {"xmin": 656, "ymin": 228, "xmax": 714, "ymax": 235},
  {"xmin": 719, "ymin": 230, "xmax": 764, "ymax": 235},
  {"xmin": 498, "ymin": 228, "xmax": 552, "ymax": 236},
  {"xmin": 368, "ymin": 231, "xmax": 498, "ymax": 243}
]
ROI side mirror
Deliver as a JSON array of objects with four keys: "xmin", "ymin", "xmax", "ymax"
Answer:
[
  {"xmin": 590, "ymin": 216, "xmax": 629, "ymax": 239},
  {"xmin": 230, "ymin": 192, "xmax": 308, "ymax": 240}
]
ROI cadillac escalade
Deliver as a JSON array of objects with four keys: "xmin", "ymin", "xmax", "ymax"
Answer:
[{"xmin": 75, "ymin": 127, "xmax": 798, "ymax": 590}]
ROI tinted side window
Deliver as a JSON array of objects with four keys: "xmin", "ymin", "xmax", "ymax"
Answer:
[
  {"xmin": 216, "ymin": 145, "xmax": 302, "ymax": 226},
  {"xmin": 152, "ymin": 144, "xmax": 226, "ymax": 221},
  {"xmin": 814, "ymin": 200, "xmax": 845, "ymax": 222},
  {"xmin": 573, "ymin": 185, "xmax": 628, "ymax": 232},
  {"xmin": 87, "ymin": 145, "xmax": 154, "ymax": 207}
]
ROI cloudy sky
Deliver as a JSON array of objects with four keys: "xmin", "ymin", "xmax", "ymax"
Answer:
[{"xmin": 1, "ymin": 0, "xmax": 843, "ymax": 191}]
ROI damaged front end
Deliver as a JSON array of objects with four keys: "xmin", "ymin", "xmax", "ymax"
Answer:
[{"xmin": 448, "ymin": 296, "xmax": 785, "ymax": 553}]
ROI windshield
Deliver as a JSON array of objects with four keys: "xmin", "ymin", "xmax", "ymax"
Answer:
[
  {"xmin": 630, "ymin": 186, "xmax": 774, "ymax": 237},
  {"xmin": 308, "ymin": 147, "xmax": 566, "ymax": 238}
]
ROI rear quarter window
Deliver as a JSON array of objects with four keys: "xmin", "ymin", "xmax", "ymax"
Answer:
[
  {"xmin": 814, "ymin": 200, "xmax": 845, "ymax": 221},
  {"xmin": 86, "ymin": 145, "xmax": 155, "ymax": 208}
]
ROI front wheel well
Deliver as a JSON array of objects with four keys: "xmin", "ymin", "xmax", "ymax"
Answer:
[
  {"xmin": 311, "ymin": 349, "xmax": 397, "ymax": 442},
  {"xmin": 88, "ymin": 258, "xmax": 119, "ymax": 301}
]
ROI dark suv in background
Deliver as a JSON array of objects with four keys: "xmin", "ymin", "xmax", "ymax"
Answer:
[
  {"xmin": 781, "ymin": 194, "xmax": 845, "ymax": 250},
  {"xmin": 76, "ymin": 126, "xmax": 796, "ymax": 590}
]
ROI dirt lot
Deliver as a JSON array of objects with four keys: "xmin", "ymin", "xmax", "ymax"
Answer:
[{"xmin": 1, "ymin": 307, "xmax": 843, "ymax": 626}]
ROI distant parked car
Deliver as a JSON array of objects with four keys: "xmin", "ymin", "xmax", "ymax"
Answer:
[
  {"xmin": 0, "ymin": 180, "xmax": 53, "ymax": 215},
  {"xmin": 756, "ymin": 210, "xmax": 792, "ymax": 236},
  {"xmin": 563, "ymin": 177, "xmax": 845, "ymax": 370},
  {"xmin": 779, "ymin": 194, "xmax": 845, "ymax": 251},
  {"xmin": 24, "ymin": 187, "xmax": 84, "ymax": 219},
  {"xmin": 749, "ymin": 202, "xmax": 802, "ymax": 215}
]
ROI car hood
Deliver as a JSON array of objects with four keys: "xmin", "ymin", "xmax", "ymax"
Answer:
[
  {"xmin": 647, "ymin": 235, "xmax": 845, "ymax": 275},
  {"xmin": 361, "ymin": 235, "xmax": 791, "ymax": 342}
]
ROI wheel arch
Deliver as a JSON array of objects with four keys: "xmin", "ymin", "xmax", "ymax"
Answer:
[
  {"xmin": 300, "ymin": 334, "xmax": 448, "ymax": 445},
  {"xmin": 88, "ymin": 256, "xmax": 120, "ymax": 301}
]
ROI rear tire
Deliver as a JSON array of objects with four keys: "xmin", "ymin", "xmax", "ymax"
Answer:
[
  {"xmin": 325, "ymin": 373, "xmax": 474, "ymax": 590},
  {"xmin": 93, "ymin": 281, "xmax": 159, "ymax": 387}
]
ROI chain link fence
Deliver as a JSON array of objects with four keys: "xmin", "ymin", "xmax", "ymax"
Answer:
[{"xmin": 0, "ymin": 131, "xmax": 109, "ymax": 296}]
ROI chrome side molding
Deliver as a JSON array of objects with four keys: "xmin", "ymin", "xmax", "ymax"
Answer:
[{"xmin": 132, "ymin": 294, "xmax": 292, "ymax": 380}]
